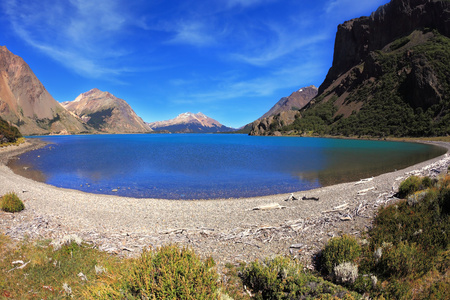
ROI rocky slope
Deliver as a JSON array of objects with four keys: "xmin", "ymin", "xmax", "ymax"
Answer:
[
  {"xmin": 260, "ymin": 86, "xmax": 318, "ymax": 119},
  {"xmin": 62, "ymin": 89, "xmax": 151, "ymax": 133},
  {"xmin": 0, "ymin": 46, "xmax": 89, "ymax": 135},
  {"xmin": 250, "ymin": 86, "xmax": 318, "ymax": 136},
  {"xmin": 256, "ymin": 0, "xmax": 450, "ymax": 137},
  {"xmin": 148, "ymin": 112, "xmax": 234, "ymax": 133}
]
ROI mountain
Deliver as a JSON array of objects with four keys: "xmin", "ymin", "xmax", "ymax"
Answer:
[
  {"xmin": 0, "ymin": 46, "xmax": 89, "ymax": 135},
  {"xmin": 259, "ymin": 86, "xmax": 318, "ymax": 120},
  {"xmin": 62, "ymin": 89, "xmax": 151, "ymax": 133},
  {"xmin": 148, "ymin": 112, "xmax": 234, "ymax": 133},
  {"xmin": 249, "ymin": 86, "xmax": 318, "ymax": 135},
  {"xmin": 251, "ymin": 0, "xmax": 450, "ymax": 137}
]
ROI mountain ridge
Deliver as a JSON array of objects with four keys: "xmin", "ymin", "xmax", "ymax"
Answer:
[
  {"xmin": 62, "ymin": 88, "xmax": 152, "ymax": 133},
  {"xmin": 0, "ymin": 46, "xmax": 89, "ymax": 135},
  {"xmin": 249, "ymin": 85, "xmax": 318, "ymax": 135},
  {"xmin": 148, "ymin": 112, "xmax": 234, "ymax": 133},
  {"xmin": 251, "ymin": 0, "xmax": 450, "ymax": 137}
]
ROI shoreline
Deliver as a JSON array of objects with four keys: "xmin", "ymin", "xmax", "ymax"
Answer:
[{"xmin": 1, "ymin": 138, "xmax": 449, "ymax": 267}]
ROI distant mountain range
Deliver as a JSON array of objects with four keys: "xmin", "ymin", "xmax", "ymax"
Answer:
[
  {"xmin": 0, "ymin": 46, "xmax": 231, "ymax": 136},
  {"xmin": 2, "ymin": 0, "xmax": 449, "ymax": 139},
  {"xmin": 62, "ymin": 89, "xmax": 151, "ymax": 133},
  {"xmin": 148, "ymin": 112, "xmax": 235, "ymax": 133},
  {"xmin": 251, "ymin": 0, "xmax": 450, "ymax": 137}
]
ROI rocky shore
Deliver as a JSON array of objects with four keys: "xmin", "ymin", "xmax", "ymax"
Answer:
[{"xmin": 1, "ymin": 139, "xmax": 449, "ymax": 269}]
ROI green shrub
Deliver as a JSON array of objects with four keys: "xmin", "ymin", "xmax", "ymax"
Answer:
[
  {"xmin": 398, "ymin": 176, "xmax": 422, "ymax": 198},
  {"xmin": 240, "ymin": 256, "xmax": 356, "ymax": 300},
  {"xmin": 124, "ymin": 245, "xmax": 219, "ymax": 299},
  {"xmin": 421, "ymin": 176, "xmax": 434, "ymax": 189},
  {"xmin": 376, "ymin": 241, "xmax": 425, "ymax": 278},
  {"xmin": 322, "ymin": 235, "xmax": 361, "ymax": 275},
  {"xmin": 1, "ymin": 192, "xmax": 24, "ymax": 212}
]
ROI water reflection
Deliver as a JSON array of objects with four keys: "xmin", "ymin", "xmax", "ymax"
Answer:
[{"xmin": 10, "ymin": 135, "xmax": 446, "ymax": 199}]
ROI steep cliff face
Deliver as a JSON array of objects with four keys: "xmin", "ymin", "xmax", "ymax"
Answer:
[
  {"xmin": 0, "ymin": 46, "xmax": 89, "ymax": 135},
  {"xmin": 148, "ymin": 112, "xmax": 234, "ymax": 133},
  {"xmin": 321, "ymin": 0, "xmax": 450, "ymax": 94},
  {"xmin": 260, "ymin": 0, "xmax": 450, "ymax": 137},
  {"xmin": 249, "ymin": 86, "xmax": 318, "ymax": 136},
  {"xmin": 62, "ymin": 89, "xmax": 152, "ymax": 133}
]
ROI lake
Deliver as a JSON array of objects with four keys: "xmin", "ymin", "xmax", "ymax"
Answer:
[{"xmin": 10, "ymin": 134, "xmax": 446, "ymax": 199}]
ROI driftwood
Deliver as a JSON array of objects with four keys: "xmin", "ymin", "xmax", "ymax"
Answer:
[
  {"xmin": 357, "ymin": 187, "xmax": 375, "ymax": 195},
  {"xmin": 252, "ymin": 203, "xmax": 286, "ymax": 210},
  {"xmin": 322, "ymin": 203, "xmax": 348, "ymax": 214},
  {"xmin": 354, "ymin": 177, "xmax": 374, "ymax": 185},
  {"xmin": 7, "ymin": 260, "xmax": 31, "ymax": 273},
  {"xmin": 302, "ymin": 196, "xmax": 320, "ymax": 201},
  {"xmin": 285, "ymin": 193, "xmax": 298, "ymax": 201}
]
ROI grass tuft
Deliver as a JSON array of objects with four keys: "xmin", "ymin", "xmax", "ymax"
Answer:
[{"xmin": 1, "ymin": 192, "xmax": 24, "ymax": 213}]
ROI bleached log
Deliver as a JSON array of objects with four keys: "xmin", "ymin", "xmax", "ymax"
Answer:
[
  {"xmin": 357, "ymin": 187, "xmax": 375, "ymax": 195},
  {"xmin": 354, "ymin": 177, "xmax": 374, "ymax": 185},
  {"xmin": 252, "ymin": 203, "xmax": 286, "ymax": 210}
]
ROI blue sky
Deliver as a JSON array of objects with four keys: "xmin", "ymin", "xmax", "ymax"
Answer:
[{"xmin": 0, "ymin": 0, "xmax": 389, "ymax": 128}]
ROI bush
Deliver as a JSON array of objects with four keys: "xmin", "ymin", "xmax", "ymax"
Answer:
[
  {"xmin": 397, "ymin": 176, "xmax": 422, "ymax": 198},
  {"xmin": 322, "ymin": 235, "xmax": 361, "ymax": 275},
  {"xmin": 240, "ymin": 256, "xmax": 356, "ymax": 299},
  {"xmin": 334, "ymin": 262, "xmax": 358, "ymax": 285},
  {"xmin": 376, "ymin": 241, "xmax": 425, "ymax": 278},
  {"xmin": 1, "ymin": 192, "xmax": 24, "ymax": 212},
  {"xmin": 124, "ymin": 245, "xmax": 219, "ymax": 299}
]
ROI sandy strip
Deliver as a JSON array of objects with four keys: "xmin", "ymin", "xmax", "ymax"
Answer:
[{"xmin": 1, "ymin": 139, "xmax": 449, "ymax": 266}]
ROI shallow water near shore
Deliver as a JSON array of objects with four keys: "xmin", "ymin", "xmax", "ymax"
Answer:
[{"xmin": 9, "ymin": 134, "xmax": 446, "ymax": 199}]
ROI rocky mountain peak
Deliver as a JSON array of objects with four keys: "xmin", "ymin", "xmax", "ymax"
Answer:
[
  {"xmin": 0, "ymin": 46, "xmax": 88, "ymax": 135},
  {"xmin": 62, "ymin": 89, "xmax": 151, "ymax": 133},
  {"xmin": 148, "ymin": 112, "xmax": 234, "ymax": 133}
]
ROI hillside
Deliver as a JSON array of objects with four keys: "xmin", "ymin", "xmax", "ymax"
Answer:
[
  {"xmin": 0, "ymin": 46, "xmax": 89, "ymax": 135},
  {"xmin": 62, "ymin": 89, "xmax": 152, "ymax": 133},
  {"xmin": 0, "ymin": 117, "xmax": 21, "ymax": 144},
  {"xmin": 252, "ymin": 0, "xmax": 450, "ymax": 137},
  {"xmin": 148, "ymin": 112, "xmax": 234, "ymax": 133},
  {"xmin": 259, "ymin": 86, "xmax": 318, "ymax": 119},
  {"xmin": 245, "ymin": 86, "xmax": 317, "ymax": 135}
]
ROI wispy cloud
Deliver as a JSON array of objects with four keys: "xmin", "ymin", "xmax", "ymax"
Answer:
[
  {"xmin": 325, "ymin": 0, "xmax": 389, "ymax": 19},
  {"xmin": 3, "ymin": 0, "xmax": 131, "ymax": 79},
  {"xmin": 230, "ymin": 23, "xmax": 329, "ymax": 66},
  {"xmin": 224, "ymin": 0, "xmax": 274, "ymax": 8},
  {"xmin": 170, "ymin": 59, "xmax": 326, "ymax": 105},
  {"xmin": 166, "ymin": 21, "xmax": 217, "ymax": 47}
]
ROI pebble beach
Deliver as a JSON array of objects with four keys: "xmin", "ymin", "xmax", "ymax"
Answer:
[{"xmin": 1, "ymin": 138, "xmax": 449, "ymax": 268}]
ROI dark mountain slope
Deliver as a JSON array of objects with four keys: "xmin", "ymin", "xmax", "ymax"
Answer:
[{"xmin": 261, "ymin": 0, "xmax": 450, "ymax": 137}]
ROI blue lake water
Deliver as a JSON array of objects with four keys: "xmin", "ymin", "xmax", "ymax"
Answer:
[{"xmin": 11, "ymin": 134, "xmax": 446, "ymax": 199}]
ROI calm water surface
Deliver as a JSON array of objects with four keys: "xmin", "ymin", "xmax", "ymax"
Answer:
[{"xmin": 12, "ymin": 134, "xmax": 446, "ymax": 199}]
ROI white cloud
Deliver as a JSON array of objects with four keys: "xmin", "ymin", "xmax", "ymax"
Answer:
[
  {"xmin": 170, "ymin": 59, "xmax": 326, "ymax": 105},
  {"xmin": 228, "ymin": 19, "xmax": 330, "ymax": 67},
  {"xmin": 3, "ymin": 0, "xmax": 130, "ymax": 79},
  {"xmin": 166, "ymin": 21, "xmax": 216, "ymax": 47}
]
